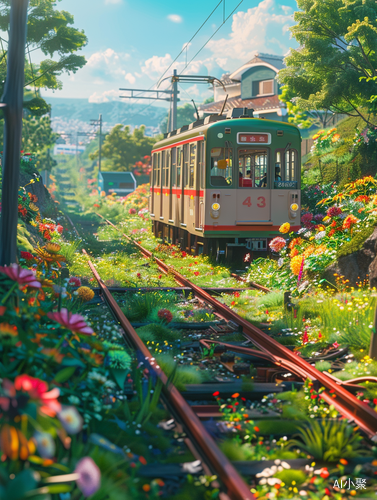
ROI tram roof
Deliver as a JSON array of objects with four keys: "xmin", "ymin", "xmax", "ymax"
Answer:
[{"xmin": 153, "ymin": 111, "xmax": 300, "ymax": 151}]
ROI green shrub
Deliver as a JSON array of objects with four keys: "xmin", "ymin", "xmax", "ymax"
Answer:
[
  {"xmin": 337, "ymin": 224, "xmax": 376, "ymax": 258},
  {"xmin": 315, "ymin": 361, "xmax": 331, "ymax": 372},
  {"xmin": 287, "ymin": 419, "xmax": 368, "ymax": 461}
]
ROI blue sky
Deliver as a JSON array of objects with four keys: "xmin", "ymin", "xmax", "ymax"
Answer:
[{"xmin": 38, "ymin": 0, "xmax": 299, "ymax": 107}]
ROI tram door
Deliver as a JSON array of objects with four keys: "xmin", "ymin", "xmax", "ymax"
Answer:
[
  {"xmin": 169, "ymin": 148, "xmax": 176, "ymax": 221},
  {"xmin": 195, "ymin": 141, "xmax": 204, "ymax": 229},
  {"xmin": 175, "ymin": 147, "xmax": 182, "ymax": 223},
  {"xmin": 182, "ymin": 144, "xmax": 188, "ymax": 223},
  {"xmin": 160, "ymin": 151, "xmax": 165, "ymax": 218},
  {"xmin": 236, "ymin": 148, "xmax": 271, "ymax": 223}
]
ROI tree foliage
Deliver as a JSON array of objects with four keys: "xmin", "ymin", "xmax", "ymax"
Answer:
[
  {"xmin": 279, "ymin": 0, "xmax": 377, "ymax": 126},
  {"xmin": 90, "ymin": 125, "xmax": 158, "ymax": 172},
  {"xmin": 0, "ymin": 0, "xmax": 87, "ymax": 112}
]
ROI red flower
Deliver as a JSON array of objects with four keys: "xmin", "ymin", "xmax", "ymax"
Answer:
[
  {"xmin": 137, "ymin": 273, "xmax": 141, "ymax": 278},
  {"xmin": 194, "ymin": 271, "xmax": 200, "ymax": 276},
  {"xmin": 0, "ymin": 264, "xmax": 41, "ymax": 288},
  {"xmin": 320, "ymin": 468, "xmax": 329, "ymax": 479},
  {"xmin": 129, "ymin": 208, "xmax": 136, "ymax": 214},
  {"xmin": 56, "ymin": 225, "xmax": 63, "ymax": 234},
  {"xmin": 157, "ymin": 309, "xmax": 173, "ymax": 323},
  {"xmin": 234, "ymin": 292, "xmax": 240, "ymax": 298},
  {"xmin": 14, "ymin": 375, "xmax": 61, "ymax": 416},
  {"xmin": 332, "ymin": 341, "xmax": 339, "ymax": 349},
  {"xmin": 181, "ymin": 251, "xmax": 187, "ymax": 257},
  {"xmin": 47, "ymin": 308, "xmax": 94, "ymax": 335},
  {"xmin": 212, "ymin": 391, "xmax": 220, "ymax": 397},
  {"xmin": 327, "ymin": 206, "xmax": 342, "ymax": 218},
  {"xmin": 158, "ymin": 275, "xmax": 162, "ymax": 279},
  {"xmin": 68, "ymin": 276, "xmax": 81, "ymax": 287},
  {"xmin": 20, "ymin": 251, "xmax": 33, "ymax": 261},
  {"xmin": 311, "ymin": 394, "xmax": 317, "ymax": 399}
]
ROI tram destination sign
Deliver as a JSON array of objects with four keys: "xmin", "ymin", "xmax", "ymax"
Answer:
[
  {"xmin": 237, "ymin": 132, "xmax": 271, "ymax": 145},
  {"xmin": 274, "ymin": 181, "xmax": 298, "ymax": 188}
]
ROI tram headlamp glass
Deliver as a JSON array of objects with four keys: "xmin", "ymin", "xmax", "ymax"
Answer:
[
  {"xmin": 211, "ymin": 202, "xmax": 220, "ymax": 211},
  {"xmin": 290, "ymin": 203, "xmax": 299, "ymax": 211}
]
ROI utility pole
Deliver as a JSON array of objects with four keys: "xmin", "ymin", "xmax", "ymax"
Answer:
[
  {"xmin": 120, "ymin": 72, "xmax": 227, "ymax": 134},
  {"xmin": 90, "ymin": 114, "xmax": 103, "ymax": 172},
  {"xmin": 171, "ymin": 69, "xmax": 178, "ymax": 132},
  {"xmin": 120, "ymin": 75, "xmax": 180, "ymax": 134},
  {"xmin": 0, "ymin": 0, "xmax": 29, "ymax": 266}
]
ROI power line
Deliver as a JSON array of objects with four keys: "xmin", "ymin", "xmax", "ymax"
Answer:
[
  {"xmin": 180, "ymin": 0, "xmax": 244, "ymax": 75},
  {"xmin": 157, "ymin": 0, "xmax": 223, "ymax": 86}
]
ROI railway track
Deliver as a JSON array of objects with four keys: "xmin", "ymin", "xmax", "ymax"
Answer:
[
  {"xmin": 94, "ymin": 213, "xmax": 377, "ymax": 439},
  {"xmin": 65, "ymin": 214, "xmax": 255, "ymax": 500}
]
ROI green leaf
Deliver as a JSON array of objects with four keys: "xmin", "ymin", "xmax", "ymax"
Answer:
[
  {"xmin": 110, "ymin": 368, "xmax": 127, "ymax": 390},
  {"xmin": 54, "ymin": 366, "xmax": 76, "ymax": 383},
  {"xmin": 5, "ymin": 470, "xmax": 37, "ymax": 500}
]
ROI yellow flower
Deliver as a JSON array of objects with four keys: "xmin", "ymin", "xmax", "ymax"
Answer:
[
  {"xmin": 279, "ymin": 222, "xmax": 291, "ymax": 234},
  {"xmin": 77, "ymin": 286, "xmax": 95, "ymax": 302}
]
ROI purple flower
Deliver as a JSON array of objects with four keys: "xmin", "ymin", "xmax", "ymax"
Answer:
[{"xmin": 75, "ymin": 457, "xmax": 101, "ymax": 497}]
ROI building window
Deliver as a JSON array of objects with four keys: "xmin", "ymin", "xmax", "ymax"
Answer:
[{"xmin": 259, "ymin": 79, "xmax": 274, "ymax": 95}]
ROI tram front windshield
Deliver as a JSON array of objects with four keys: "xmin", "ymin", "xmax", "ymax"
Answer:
[{"xmin": 238, "ymin": 148, "xmax": 268, "ymax": 188}]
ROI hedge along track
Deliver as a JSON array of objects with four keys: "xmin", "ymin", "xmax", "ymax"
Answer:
[
  {"xmin": 95, "ymin": 213, "xmax": 377, "ymax": 439},
  {"xmin": 64, "ymin": 214, "xmax": 255, "ymax": 500}
]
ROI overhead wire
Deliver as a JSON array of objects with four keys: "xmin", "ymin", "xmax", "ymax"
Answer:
[
  {"xmin": 180, "ymin": 0, "xmax": 245, "ymax": 75},
  {"xmin": 122, "ymin": 0, "xmax": 225, "ymax": 122},
  {"xmin": 156, "ymin": 0, "xmax": 223, "ymax": 87}
]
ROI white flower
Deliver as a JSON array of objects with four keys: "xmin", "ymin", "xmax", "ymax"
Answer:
[
  {"xmin": 315, "ymin": 231, "xmax": 326, "ymax": 240},
  {"xmin": 278, "ymin": 258, "xmax": 284, "ymax": 267}
]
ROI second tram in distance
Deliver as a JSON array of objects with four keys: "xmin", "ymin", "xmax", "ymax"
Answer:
[{"xmin": 150, "ymin": 108, "xmax": 301, "ymax": 260}]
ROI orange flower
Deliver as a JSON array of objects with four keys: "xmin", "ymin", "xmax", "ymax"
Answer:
[
  {"xmin": 291, "ymin": 255, "xmax": 304, "ymax": 275},
  {"xmin": 331, "ymin": 133, "xmax": 340, "ymax": 142},
  {"xmin": 288, "ymin": 237, "xmax": 303, "ymax": 249},
  {"xmin": 231, "ymin": 393, "xmax": 240, "ymax": 398},
  {"xmin": 343, "ymin": 214, "xmax": 359, "ymax": 230},
  {"xmin": 290, "ymin": 248, "xmax": 299, "ymax": 258}
]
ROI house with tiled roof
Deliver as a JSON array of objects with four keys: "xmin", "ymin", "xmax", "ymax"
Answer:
[{"xmin": 198, "ymin": 53, "xmax": 287, "ymax": 121}]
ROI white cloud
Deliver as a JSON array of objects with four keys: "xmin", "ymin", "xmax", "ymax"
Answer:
[
  {"xmin": 125, "ymin": 72, "xmax": 136, "ymax": 84},
  {"xmin": 86, "ymin": 48, "xmax": 132, "ymax": 82},
  {"xmin": 168, "ymin": 14, "xmax": 183, "ymax": 23},
  {"xmin": 88, "ymin": 89, "xmax": 120, "ymax": 103},
  {"xmin": 141, "ymin": 53, "xmax": 173, "ymax": 80},
  {"xmin": 207, "ymin": 0, "xmax": 295, "ymax": 66}
]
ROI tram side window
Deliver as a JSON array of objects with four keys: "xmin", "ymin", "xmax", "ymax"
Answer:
[
  {"xmin": 285, "ymin": 149, "xmax": 297, "ymax": 182},
  {"xmin": 183, "ymin": 144, "xmax": 189, "ymax": 187},
  {"xmin": 199, "ymin": 141, "xmax": 205, "ymax": 190},
  {"xmin": 155, "ymin": 153, "xmax": 161, "ymax": 187},
  {"xmin": 238, "ymin": 148, "xmax": 267, "ymax": 188},
  {"xmin": 189, "ymin": 143, "xmax": 196, "ymax": 188},
  {"xmin": 161, "ymin": 151, "xmax": 165, "ymax": 187},
  {"xmin": 274, "ymin": 149, "xmax": 297, "ymax": 186},
  {"xmin": 210, "ymin": 147, "xmax": 232, "ymax": 187},
  {"xmin": 177, "ymin": 147, "xmax": 182, "ymax": 187},
  {"xmin": 151, "ymin": 153, "xmax": 155, "ymax": 186},
  {"xmin": 171, "ymin": 148, "xmax": 177, "ymax": 186},
  {"xmin": 164, "ymin": 150, "xmax": 170, "ymax": 187}
]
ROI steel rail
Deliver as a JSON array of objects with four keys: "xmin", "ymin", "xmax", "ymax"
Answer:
[
  {"xmin": 82, "ymin": 250, "xmax": 254, "ymax": 500},
  {"xmin": 97, "ymin": 215, "xmax": 377, "ymax": 438}
]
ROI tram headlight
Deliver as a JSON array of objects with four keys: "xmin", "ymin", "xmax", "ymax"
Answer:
[
  {"xmin": 210, "ymin": 202, "xmax": 220, "ymax": 219},
  {"xmin": 289, "ymin": 202, "xmax": 299, "ymax": 219}
]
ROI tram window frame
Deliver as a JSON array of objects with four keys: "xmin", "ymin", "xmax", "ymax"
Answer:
[
  {"xmin": 171, "ymin": 147, "xmax": 177, "ymax": 187},
  {"xmin": 189, "ymin": 143, "xmax": 196, "ymax": 189},
  {"xmin": 210, "ymin": 146, "xmax": 233, "ymax": 187},
  {"xmin": 177, "ymin": 147, "xmax": 182, "ymax": 187},
  {"xmin": 237, "ymin": 147, "xmax": 269, "ymax": 188},
  {"xmin": 164, "ymin": 149, "xmax": 170, "ymax": 188},
  {"xmin": 161, "ymin": 151, "xmax": 165, "ymax": 187},
  {"xmin": 183, "ymin": 144, "xmax": 189, "ymax": 188},
  {"xmin": 151, "ymin": 153, "xmax": 155, "ymax": 186},
  {"xmin": 156, "ymin": 152, "xmax": 161, "ymax": 187},
  {"xmin": 199, "ymin": 141, "xmax": 205, "ymax": 190},
  {"xmin": 274, "ymin": 148, "xmax": 298, "ymax": 184}
]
